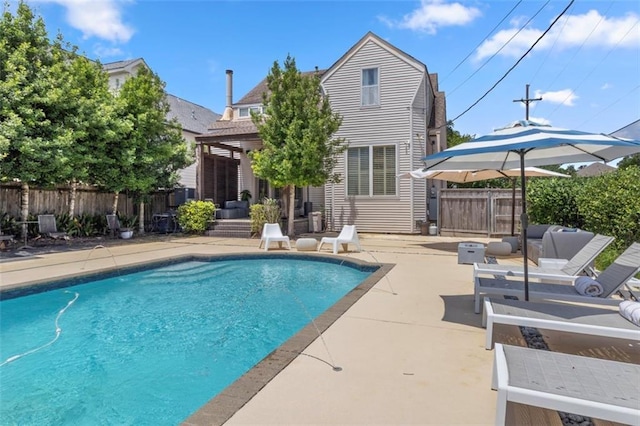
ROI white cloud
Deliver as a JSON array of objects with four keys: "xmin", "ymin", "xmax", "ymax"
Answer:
[
  {"xmin": 474, "ymin": 10, "xmax": 639, "ymax": 60},
  {"xmin": 380, "ymin": 0, "xmax": 481, "ymax": 34},
  {"xmin": 600, "ymin": 83, "xmax": 612, "ymax": 90},
  {"xmin": 534, "ymin": 89, "xmax": 578, "ymax": 106},
  {"xmin": 528, "ymin": 116, "xmax": 551, "ymax": 125},
  {"xmin": 93, "ymin": 44, "xmax": 124, "ymax": 58},
  {"xmin": 37, "ymin": 0, "xmax": 134, "ymax": 43}
]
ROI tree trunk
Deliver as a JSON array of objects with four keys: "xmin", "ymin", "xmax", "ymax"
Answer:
[
  {"xmin": 21, "ymin": 182, "xmax": 29, "ymax": 240},
  {"xmin": 112, "ymin": 192, "xmax": 119, "ymax": 215},
  {"xmin": 138, "ymin": 201, "xmax": 145, "ymax": 235},
  {"xmin": 287, "ymin": 184, "xmax": 295, "ymax": 237},
  {"xmin": 68, "ymin": 179, "xmax": 77, "ymax": 218}
]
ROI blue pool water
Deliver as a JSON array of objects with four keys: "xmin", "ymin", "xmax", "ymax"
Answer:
[{"xmin": 0, "ymin": 256, "xmax": 373, "ymax": 425}]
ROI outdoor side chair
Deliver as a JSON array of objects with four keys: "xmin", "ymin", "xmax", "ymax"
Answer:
[
  {"xmin": 483, "ymin": 298, "xmax": 640, "ymax": 350},
  {"xmin": 258, "ymin": 223, "xmax": 291, "ymax": 251},
  {"xmin": 106, "ymin": 214, "xmax": 121, "ymax": 238},
  {"xmin": 317, "ymin": 224, "xmax": 362, "ymax": 254},
  {"xmin": 492, "ymin": 343, "xmax": 639, "ymax": 425},
  {"xmin": 37, "ymin": 214, "xmax": 69, "ymax": 241},
  {"xmin": 474, "ymin": 242, "xmax": 640, "ymax": 314}
]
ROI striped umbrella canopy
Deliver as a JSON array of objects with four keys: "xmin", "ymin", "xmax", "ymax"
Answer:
[{"xmin": 422, "ymin": 120, "xmax": 640, "ymax": 302}]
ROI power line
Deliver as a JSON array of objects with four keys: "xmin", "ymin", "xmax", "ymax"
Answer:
[
  {"xmin": 441, "ymin": 0, "xmax": 522, "ymax": 84},
  {"xmin": 450, "ymin": 0, "xmax": 576, "ymax": 124},
  {"xmin": 448, "ymin": 1, "xmax": 548, "ymax": 97},
  {"xmin": 576, "ymin": 84, "xmax": 640, "ymax": 129},
  {"xmin": 546, "ymin": 18, "xmax": 639, "ymax": 120}
]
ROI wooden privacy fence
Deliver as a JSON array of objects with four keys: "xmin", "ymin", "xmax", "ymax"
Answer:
[
  {"xmin": 438, "ymin": 188, "xmax": 522, "ymax": 237},
  {"xmin": 0, "ymin": 183, "xmax": 173, "ymax": 223}
]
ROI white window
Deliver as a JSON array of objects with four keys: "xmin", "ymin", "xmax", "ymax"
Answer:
[
  {"xmin": 361, "ymin": 68, "xmax": 379, "ymax": 106},
  {"xmin": 347, "ymin": 145, "xmax": 396, "ymax": 196},
  {"xmin": 238, "ymin": 106, "xmax": 263, "ymax": 118}
]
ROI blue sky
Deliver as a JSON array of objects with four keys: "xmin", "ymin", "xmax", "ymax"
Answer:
[{"xmin": 11, "ymin": 0, "xmax": 640, "ymax": 139}]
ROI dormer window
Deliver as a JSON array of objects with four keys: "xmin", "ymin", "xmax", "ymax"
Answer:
[
  {"xmin": 238, "ymin": 106, "xmax": 264, "ymax": 118},
  {"xmin": 361, "ymin": 68, "xmax": 379, "ymax": 106}
]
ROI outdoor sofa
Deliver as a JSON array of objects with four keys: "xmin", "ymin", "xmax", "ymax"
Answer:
[
  {"xmin": 216, "ymin": 200, "xmax": 249, "ymax": 219},
  {"xmin": 525, "ymin": 224, "xmax": 594, "ymax": 265}
]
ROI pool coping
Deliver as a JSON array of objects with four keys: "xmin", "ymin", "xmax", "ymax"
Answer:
[{"xmin": 181, "ymin": 256, "xmax": 395, "ymax": 426}]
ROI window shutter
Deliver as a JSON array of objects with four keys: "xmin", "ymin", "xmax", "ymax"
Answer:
[
  {"xmin": 347, "ymin": 147, "xmax": 369, "ymax": 196},
  {"xmin": 372, "ymin": 146, "xmax": 396, "ymax": 195}
]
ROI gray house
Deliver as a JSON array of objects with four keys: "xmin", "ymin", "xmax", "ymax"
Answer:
[
  {"xmin": 196, "ymin": 32, "xmax": 446, "ymax": 233},
  {"xmin": 103, "ymin": 59, "xmax": 220, "ymax": 202}
]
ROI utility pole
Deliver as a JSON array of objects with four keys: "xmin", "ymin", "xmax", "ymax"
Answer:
[{"xmin": 513, "ymin": 84, "xmax": 542, "ymax": 120}]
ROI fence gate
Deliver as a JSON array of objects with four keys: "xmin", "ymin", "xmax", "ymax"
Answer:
[{"xmin": 438, "ymin": 188, "xmax": 522, "ymax": 237}]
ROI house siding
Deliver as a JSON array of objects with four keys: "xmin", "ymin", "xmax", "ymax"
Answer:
[{"xmin": 322, "ymin": 38, "xmax": 430, "ymax": 233}]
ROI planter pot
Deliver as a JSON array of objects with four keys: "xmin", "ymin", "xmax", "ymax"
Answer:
[{"xmin": 120, "ymin": 230, "xmax": 133, "ymax": 239}]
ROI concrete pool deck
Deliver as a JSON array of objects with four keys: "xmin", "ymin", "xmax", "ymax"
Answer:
[{"xmin": 1, "ymin": 234, "xmax": 634, "ymax": 425}]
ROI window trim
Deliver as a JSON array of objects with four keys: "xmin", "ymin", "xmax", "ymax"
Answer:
[
  {"xmin": 346, "ymin": 144, "xmax": 397, "ymax": 197},
  {"xmin": 361, "ymin": 67, "xmax": 380, "ymax": 107},
  {"xmin": 237, "ymin": 105, "xmax": 264, "ymax": 118}
]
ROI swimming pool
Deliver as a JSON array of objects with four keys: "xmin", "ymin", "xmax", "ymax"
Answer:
[{"xmin": 0, "ymin": 254, "xmax": 385, "ymax": 425}]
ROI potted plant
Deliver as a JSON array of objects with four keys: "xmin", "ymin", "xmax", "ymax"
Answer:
[
  {"xmin": 240, "ymin": 189, "xmax": 252, "ymax": 203},
  {"xmin": 119, "ymin": 215, "xmax": 137, "ymax": 239}
]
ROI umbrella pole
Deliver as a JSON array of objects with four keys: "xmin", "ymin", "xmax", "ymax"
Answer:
[
  {"xmin": 519, "ymin": 153, "xmax": 529, "ymax": 301},
  {"xmin": 511, "ymin": 178, "xmax": 516, "ymax": 236}
]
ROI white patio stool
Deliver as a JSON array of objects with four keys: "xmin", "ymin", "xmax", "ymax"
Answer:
[
  {"xmin": 296, "ymin": 238, "xmax": 318, "ymax": 251},
  {"xmin": 486, "ymin": 241, "xmax": 512, "ymax": 256}
]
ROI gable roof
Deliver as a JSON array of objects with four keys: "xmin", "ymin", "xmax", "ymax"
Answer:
[
  {"xmin": 236, "ymin": 69, "xmax": 327, "ymax": 105},
  {"xmin": 166, "ymin": 95, "xmax": 220, "ymax": 134},
  {"xmin": 102, "ymin": 58, "xmax": 148, "ymax": 72},
  {"xmin": 322, "ymin": 31, "xmax": 428, "ymax": 82}
]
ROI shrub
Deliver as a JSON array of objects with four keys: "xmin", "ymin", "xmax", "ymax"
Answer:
[
  {"xmin": 527, "ymin": 177, "xmax": 585, "ymax": 228},
  {"xmin": 249, "ymin": 198, "xmax": 281, "ymax": 236},
  {"xmin": 575, "ymin": 166, "xmax": 640, "ymax": 253},
  {"xmin": 177, "ymin": 201, "xmax": 215, "ymax": 234}
]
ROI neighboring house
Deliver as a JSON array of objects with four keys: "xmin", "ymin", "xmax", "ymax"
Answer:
[
  {"xmin": 195, "ymin": 32, "xmax": 447, "ymax": 233},
  {"xmin": 576, "ymin": 162, "xmax": 616, "ymax": 177},
  {"xmin": 103, "ymin": 58, "xmax": 220, "ymax": 202}
]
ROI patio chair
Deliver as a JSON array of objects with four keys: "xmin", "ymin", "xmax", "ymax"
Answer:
[
  {"xmin": 474, "ymin": 234, "xmax": 614, "ymax": 283},
  {"xmin": 317, "ymin": 224, "xmax": 362, "ymax": 255},
  {"xmin": 258, "ymin": 223, "xmax": 291, "ymax": 251},
  {"xmin": 483, "ymin": 298, "xmax": 640, "ymax": 350},
  {"xmin": 492, "ymin": 343, "xmax": 639, "ymax": 425},
  {"xmin": 106, "ymin": 214, "xmax": 121, "ymax": 238},
  {"xmin": 37, "ymin": 214, "xmax": 69, "ymax": 241},
  {"xmin": 474, "ymin": 243, "xmax": 640, "ymax": 314}
]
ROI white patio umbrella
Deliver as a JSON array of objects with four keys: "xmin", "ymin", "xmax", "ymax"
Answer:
[
  {"xmin": 422, "ymin": 120, "xmax": 640, "ymax": 301},
  {"xmin": 399, "ymin": 166, "xmax": 570, "ymax": 235}
]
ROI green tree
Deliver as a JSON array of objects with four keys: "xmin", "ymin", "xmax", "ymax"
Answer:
[
  {"xmin": 0, "ymin": 2, "xmax": 74, "ymax": 225},
  {"xmin": 617, "ymin": 154, "xmax": 640, "ymax": 170},
  {"xmin": 115, "ymin": 66, "xmax": 191, "ymax": 232},
  {"xmin": 446, "ymin": 121, "xmax": 474, "ymax": 148},
  {"xmin": 526, "ymin": 177, "xmax": 585, "ymax": 228},
  {"xmin": 250, "ymin": 55, "xmax": 346, "ymax": 236}
]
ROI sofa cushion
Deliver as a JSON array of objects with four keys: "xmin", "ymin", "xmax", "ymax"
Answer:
[
  {"xmin": 224, "ymin": 200, "xmax": 249, "ymax": 210},
  {"xmin": 527, "ymin": 224, "xmax": 552, "ymax": 239}
]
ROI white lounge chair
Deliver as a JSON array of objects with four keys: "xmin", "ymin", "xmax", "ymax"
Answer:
[
  {"xmin": 492, "ymin": 343, "xmax": 640, "ymax": 425},
  {"xmin": 317, "ymin": 224, "xmax": 362, "ymax": 255},
  {"xmin": 474, "ymin": 243, "xmax": 640, "ymax": 313},
  {"xmin": 474, "ymin": 234, "xmax": 614, "ymax": 283},
  {"xmin": 258, "ymin": 223, "xmax": 291, "ymax": 251},
  {"xmin": 483, "ymin": 298, "xmax": 640, "ymax": 350}
]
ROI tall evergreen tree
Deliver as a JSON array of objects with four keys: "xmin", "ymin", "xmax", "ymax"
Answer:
[{"xmin": 251, "ymin": 55, "xmax": 345, "ymax": 236}]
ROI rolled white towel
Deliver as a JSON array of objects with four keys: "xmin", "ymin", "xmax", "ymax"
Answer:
[
  {"xmin": 574, "ymin": 276, "xmax": 603, "ymax": 296},
  {"xmin": 619, "ymin": 301, "xmax": 640, "ymax": 326}
]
